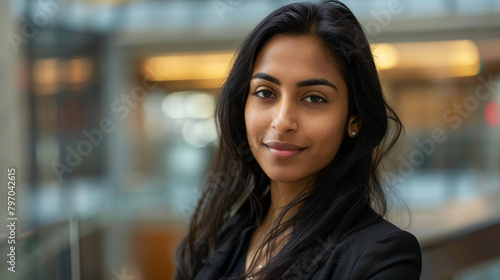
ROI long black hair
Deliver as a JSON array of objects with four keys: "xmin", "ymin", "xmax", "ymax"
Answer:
[{"xmin": 175, "ymin": 1, "xmax": 403, "ymax": 279}]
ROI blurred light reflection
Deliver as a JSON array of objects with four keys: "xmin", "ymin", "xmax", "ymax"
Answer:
[
  {"xmin": 373, "ymin": 40, "xmax": 481, "ymax": 78},
  {"xmin": 142, "ymin": 51, "xmax": 234, "ymax": 82}
]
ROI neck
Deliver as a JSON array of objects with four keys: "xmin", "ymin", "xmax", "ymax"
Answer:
[
  {"xmin": 244, "ymin": 179, "xmax": 311, "ymax": 272},
  {"xmin": 265, "ymin": 179, "xmax": 310, "ymax": 225}
]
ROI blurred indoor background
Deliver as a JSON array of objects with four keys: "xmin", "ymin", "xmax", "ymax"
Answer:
[{"xmin": 0, "ymin": 0, "xmax": 499, "ymax": 279}]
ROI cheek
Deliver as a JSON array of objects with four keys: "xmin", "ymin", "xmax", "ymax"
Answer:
[
  {"xmin": 314, "ymin": 117, "xmax": 346, "ymax": 151},
  {"xmin": 244, "ymin": 103, "xmax": 262, "ymax": 142},
  {"xmin": 245, "ymin": 100, "xmax": 268, "ymax": 128},
  {"xmin": 244, "ymin": 107, "xmax": 253, "ymax": 135}
]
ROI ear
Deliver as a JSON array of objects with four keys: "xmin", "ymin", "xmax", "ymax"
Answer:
[{"xmin": 347, "ymin": 115, "xmax": 361, "ymax": 138}]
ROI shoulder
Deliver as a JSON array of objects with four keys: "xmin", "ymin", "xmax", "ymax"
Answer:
[{"xmin": 314, "ymin": 215, "xmax": 422, "ymax": 280}]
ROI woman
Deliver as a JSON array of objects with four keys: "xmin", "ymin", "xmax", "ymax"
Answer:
[{"xmin": 175, "ymin": 1, "xmax": 422, "ymax": 279}]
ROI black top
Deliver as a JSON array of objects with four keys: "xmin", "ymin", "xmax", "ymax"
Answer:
[
  {"xmin": 218, "ymin": 225, "xmax": 254, "ymax": 278},
  {"xmin": 180, "ymin": 208, "xmax": 422, "ymax": 280}
]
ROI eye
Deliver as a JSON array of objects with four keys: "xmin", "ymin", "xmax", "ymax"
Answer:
[
  {"xmin": 254, "ymin": 90, "xmax": 276, "ymax": 98},
  {"xmin": 303, "ymin": 95, "xmax": 326, "ymax": 103}
]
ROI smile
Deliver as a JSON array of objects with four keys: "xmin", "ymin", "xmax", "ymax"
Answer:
[{"xmin": 264, "ymin": 142, "xmax": 306, "ymax": 159}]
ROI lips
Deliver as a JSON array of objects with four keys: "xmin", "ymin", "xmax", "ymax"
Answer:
[{"xmin": 264, "ymin": 142, "xmax": 305, "ymax": 159}]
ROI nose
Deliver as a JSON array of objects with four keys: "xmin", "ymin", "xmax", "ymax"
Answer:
[{"xmin": 271, "ymin": 96, "xmax": 298, "ymax": 134}]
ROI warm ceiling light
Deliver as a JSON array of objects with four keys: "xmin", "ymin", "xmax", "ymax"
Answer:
[
  {"xmin": 34, "ymin": 58, "xmax": 59, "ymax": 85},
  {"xmin": 142, "ymin": 51, "xmax": 235, "ymax": 82},
  {"xmin": 395, "ymin": 40, "xmax": 480, "ymax": 68},
  {"xmin": 67, "ymin": 57, "xmax": 93, "ymax": 84},
  {"xmin": 373, "ymin": 40, "xmax": 481, "ymax": 78},
  {"xmin": 144, "ymin": 40, "xmax": 480, "ymax": 83},
  {"xmin": 34, "ymin": 58, "xmax": 60, "ymax": 95},
  {"xmin": 373, "ymin": 43, "xmax": 400, "ymax": 70}
]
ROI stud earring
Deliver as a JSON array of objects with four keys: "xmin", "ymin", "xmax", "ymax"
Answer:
[{"xmin": 351, "ymin": 131, "xmax": 356, "ymax": 136}]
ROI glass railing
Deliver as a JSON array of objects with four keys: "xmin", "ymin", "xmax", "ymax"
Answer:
[
  {"xmin": 3, "ymin": 212, "xmax": 500, "ymax": 280},
  {"xmin": 457, "ymin": 258, "xmax": 500, "ymax": 280},
  {"xmin": 421, "ymin": 217, "xmax": 500, "ymax": 280}
]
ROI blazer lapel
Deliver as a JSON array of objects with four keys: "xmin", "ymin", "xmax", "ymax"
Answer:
[{"xmin": 193, "ymin": 224, "xmax": 242, "ymax": 280}]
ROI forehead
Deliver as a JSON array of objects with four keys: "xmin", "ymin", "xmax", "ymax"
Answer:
[{"xmin": 253, "ymin": 34, "xmax": 343, "ymax": 80}]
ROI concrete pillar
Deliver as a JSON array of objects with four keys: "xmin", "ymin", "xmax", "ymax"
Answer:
[
  {"xmin": 100, "ymin": 37, "xmax": 134, "ymax": 278},
  {"xmin": 0, "ymin": 0, "xmax": 26, "ymax": 242}
]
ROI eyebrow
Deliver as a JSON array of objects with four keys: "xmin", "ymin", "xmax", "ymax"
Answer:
[
  {"xmin": 250, "ymin": 72, "xmax": 338, "ymax": 91},
  {"xmin": 250, "ymin": 72, "xmax": 280, "ymax": 85},
  {"xmin": 297, "ymin": 79, "xmax": 338, "ymax": 91}
]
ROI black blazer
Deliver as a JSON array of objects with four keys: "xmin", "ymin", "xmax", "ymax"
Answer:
[{"xmin": 179, "ymin": 209, "xmax": 422, "ymax": 280}]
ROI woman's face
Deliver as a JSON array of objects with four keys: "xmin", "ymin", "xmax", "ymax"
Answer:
[{"xmin": 245, "ymin": 34, "xmax": 357, "ymax": 186}]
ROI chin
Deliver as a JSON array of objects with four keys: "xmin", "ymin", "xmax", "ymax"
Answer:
[
  {"xmin": 265, "ymin": 172, "xmax": 294, "ymax": 182},
  {"xmin": 265, "ymin": 171, "xmax": 313, "ymax": 185}
]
